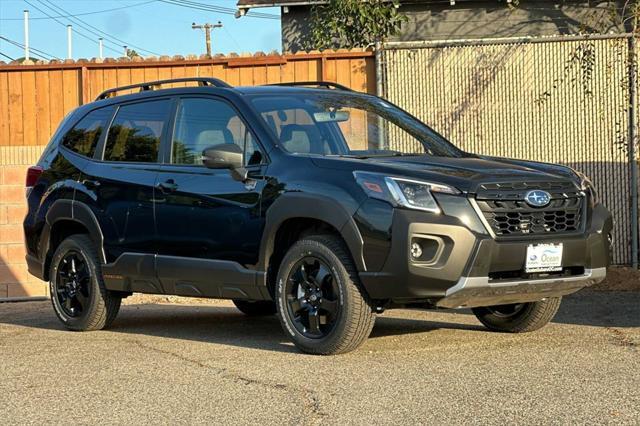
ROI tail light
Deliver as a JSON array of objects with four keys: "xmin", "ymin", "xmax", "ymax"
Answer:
[{"xmin": 25, "ymin": 165, "xmax": 43, "ymax": 196}]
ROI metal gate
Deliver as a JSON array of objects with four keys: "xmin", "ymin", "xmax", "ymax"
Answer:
[{"xmin": 380, "ymin": 34, "xmax": 637, "ymax": 265}]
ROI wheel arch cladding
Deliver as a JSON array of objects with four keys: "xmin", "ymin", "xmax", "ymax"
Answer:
[
  {"xmin": 258, "ymin": 192, "xmax": 366, "ymax": 290},
  {"xmin": 42, "ymin": 200, "xmax": 106, "ymax": 280}
]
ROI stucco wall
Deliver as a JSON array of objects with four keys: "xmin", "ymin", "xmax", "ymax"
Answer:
[{"xmin": 281, "ymin": 1, "xmax": 625, "ymax": 52}]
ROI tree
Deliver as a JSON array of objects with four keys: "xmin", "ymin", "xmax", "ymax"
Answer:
[
  {"xmin": 306, "ymin": 0, "xmax": 406, "ymax": 50},
  {"xmin": 126, "ymin": 48, "xmax": 141, "ymax": 59}
]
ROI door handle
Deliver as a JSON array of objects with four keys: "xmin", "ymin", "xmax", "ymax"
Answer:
[{"xmin": 156, "ymin": 179, "xmax": 178, "ymax": 193}]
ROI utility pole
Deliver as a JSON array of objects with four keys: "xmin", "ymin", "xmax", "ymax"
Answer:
[
  {"xmin": 191, "ymin": 21, "xmax": 222, "ymax": 57},
  {"xmin": 23, "ymin": 10, "xmax": 30, "ymax": 61},
  {"xmin": 66, "ymin": 25, "xmax": 72, "ymax": 59},
  {"xmin": 98, "ymin": 38, "xmax": 104, "ymax": 59}
]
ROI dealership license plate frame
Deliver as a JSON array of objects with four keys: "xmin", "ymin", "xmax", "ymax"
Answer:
[{"xmin": 525, "ymin": 243, "xmax": 563, "ymax": 273}]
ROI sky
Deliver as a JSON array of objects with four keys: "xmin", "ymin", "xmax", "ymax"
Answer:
[{"xmin": 0, "ymin": 0, "xmax": 282, "ymax": 61}]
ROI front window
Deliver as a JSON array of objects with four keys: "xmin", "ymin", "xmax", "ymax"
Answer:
[
  {"xmin": 171, "ymin": 98, "xmax": 264, "ymax": 166},
  {"xmin": 251, "ymin": 92, "xmax": 462, "ymax": 158}
]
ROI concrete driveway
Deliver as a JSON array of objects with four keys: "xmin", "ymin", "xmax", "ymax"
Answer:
[{"xmin": 1, "ymin": 290, "xmax": 638, "ymax": 425}]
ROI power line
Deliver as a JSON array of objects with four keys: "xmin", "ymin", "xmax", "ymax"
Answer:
[
  {"xmin": 0, "ymin": 35, "xmax": 59, "ymax": 59},
  {"xmin": 38, "ymin": 0, "xmax": 161, "ymax": 56},
  {"xmin": 0, "ymin": 1, "xmax": 157, "ymax": 21},
  {"xmin": 171, "ymin": 0, "xmax": 279, "ymax": 19},
  {"xmin": 23, "ymin": 0, "xmax": 122, "ymax": 56},
  {"xmin": 0, "ymin": 51, "xmax": 16, "ymax": 61},
  {"xmin": 159, "ymin": 0, "xmax": 280, "ymax": 20}
]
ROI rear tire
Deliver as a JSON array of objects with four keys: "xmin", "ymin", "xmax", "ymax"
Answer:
[
  {"xmin": 275, "ymin": 234, "xmax": 375, "ymax": 355},
  {"xmin": 472, "ymin": 297, "xmax": 562, "ymax": 333},
  {"xmin": 49, "ymin": 235, "xmax": 121, "ymax": 331},
  {"xmin": 233, "ymin": 300, "xmax": 276, "ymax": 316}
]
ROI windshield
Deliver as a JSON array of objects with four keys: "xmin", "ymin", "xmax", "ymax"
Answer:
[{"xmin": 250, "ymin": 92, "xmax": 464, "ymax": 158}]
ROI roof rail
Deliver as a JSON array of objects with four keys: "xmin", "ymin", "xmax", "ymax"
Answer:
[
  {"xmin": 265, "ymin": 81, "xmax": 353, "ymax": 91},
  {"xmin": 95, "ymin": 77, "xmax": 232, "ymax": 101}
]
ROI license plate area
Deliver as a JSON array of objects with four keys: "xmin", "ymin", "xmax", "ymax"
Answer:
[{"xmin": 525, "ymin": 243, "xmax": 563, "ymax": 273}]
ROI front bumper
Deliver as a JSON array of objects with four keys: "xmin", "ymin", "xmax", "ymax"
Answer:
[
  {"xmin": 436, "ymin": 267, "xmax": 606, "ymax": 308},
  {"xmin": 358, "ymin": 202, "xmax": 612, "ymax": 308}
]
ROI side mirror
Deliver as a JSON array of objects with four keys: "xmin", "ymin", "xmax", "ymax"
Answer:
[{"xmin": 202, "ymin": 144, "xmax": 248, "ymax": 181}]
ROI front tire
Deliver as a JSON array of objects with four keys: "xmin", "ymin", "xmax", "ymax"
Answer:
[
  {"xmin": 472, "ymin": 297, "xmax": 562, "ymax": 333},
  {"xmin": 275, "ymin": 235, "xmax": 375, "ymax": 355},
  {"xmin": 49, "ymin": 235, "xmax": 121, "ymax": 331}
]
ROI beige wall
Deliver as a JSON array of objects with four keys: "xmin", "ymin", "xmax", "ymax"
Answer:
[{"xmin": 0, "ymin": 156, "xmax": 47, "ymax": 299}]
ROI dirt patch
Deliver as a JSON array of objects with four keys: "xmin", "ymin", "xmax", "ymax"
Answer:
[
  {"xmin": 122, "ymin": 294, "xmax": 231, "ymax": 306},
  {"xmin": 592, "ymin": 267, "xmax": 640, "ymax": 292}
]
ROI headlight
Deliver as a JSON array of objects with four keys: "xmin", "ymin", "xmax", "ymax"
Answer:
[
  {"xmin": 353, "ymin": 171, "xmax": 459, "ymax": 213},
  {"xmin": 573, "ymin": 169, "xmax": 599, "ymax": 204}
]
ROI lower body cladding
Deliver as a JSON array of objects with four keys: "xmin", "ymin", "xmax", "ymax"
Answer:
[
  {"xmin": 358, "ymin": 203, "xmax": 612, "ymax": 309},
  {"xmin": 101, "ymin": 254, "xmax": 268, "ymax": 300}
]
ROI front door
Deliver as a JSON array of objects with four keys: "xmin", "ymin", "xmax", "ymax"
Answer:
[{"xmin": 154, "ymin": 96, "xmax": 268, "ymax": 299}]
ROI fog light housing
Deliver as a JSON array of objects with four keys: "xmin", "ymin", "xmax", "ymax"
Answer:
[
  {"xmin": 410, "ymin": 242, "xmax": 423, "ymax": 259},
  {"xmin": 410, "ymin": 235, "xmax": 447, "ymax": 264}
]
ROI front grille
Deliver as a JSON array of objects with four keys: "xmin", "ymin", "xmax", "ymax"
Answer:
[{"xmin": 475, "ymin": 181, "xmax": 585, "ymax": 238}]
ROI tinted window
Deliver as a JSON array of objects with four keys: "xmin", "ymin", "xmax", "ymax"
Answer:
[
  {"xmin": 104, "ymin": 100, "xmax": 171, "ymax": 163},
  {"xmin": 62, "ymin": 106, "xmax": 113, "ymax": 157},
  {"xmin": 251, "ymin": 93, "xmax": 463, "ymax": 158},
  {"xmin": 172, "ymin": 98, "xmax": 263, "ymax": 166}
]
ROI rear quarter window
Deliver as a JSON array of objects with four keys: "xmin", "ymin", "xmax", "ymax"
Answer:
[{"xmin": 62, "ymin": 106, "xmax": 114, "ymax": 157}]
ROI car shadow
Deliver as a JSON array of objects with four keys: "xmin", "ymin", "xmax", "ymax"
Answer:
[
  {"xmin": 0, "ymin": 291, "xmax": 636, "ymax": 354},
  {"xmin": 442, "ymin": 291, "xmax": 640, "ymax": 328},
  {"xmin": 0, "ymin": 301, "xmax": 483, "ymax": 353},
  {"xmin": 106, "ymin": 305, "xmax": 485, "ymax": 352}
]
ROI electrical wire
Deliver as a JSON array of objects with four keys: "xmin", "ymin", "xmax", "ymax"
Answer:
[
  {"xmin": 38, "ymin": 0, "xmax": 161, "ymax": 56},
  {"xmin": 172, "ymin": 0, "xmax": 280, "ymax": 19},
  {"xmin": 159, "ymin": 0, "xmax": 280, "ymax": 20},
  {"xmin": 0, "ymin": 35, "xmax": 59, "ymax": 59},
  {"xmin": 1, "ymin": 1, "xmax": 157, "ymax": 20},
  {"xmin": 0, "ymin": 51, "xmax": 16, "ymax": 61},
  {"xmin": 23, "ymin": 0, "xmax": 122, "ymax": 56}
]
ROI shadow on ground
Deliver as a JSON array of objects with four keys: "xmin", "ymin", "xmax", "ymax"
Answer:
[
  {"xmin": 0, "ymin": 291, "xmax": 637, "ymax": 353},
  {"xmin": 442, "ymin": 290, "xmax": 640, "ymax": 328}
]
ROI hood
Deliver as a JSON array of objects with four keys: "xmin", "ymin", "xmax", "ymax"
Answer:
[{"xmin": 311, "ymin": 154, "xmax": 579, "ymax": 193}]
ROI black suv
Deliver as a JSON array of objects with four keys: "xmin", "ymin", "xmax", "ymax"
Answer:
[{"xmin": 24, "ymin": 78, "xmax": 612, "ymax": 355}]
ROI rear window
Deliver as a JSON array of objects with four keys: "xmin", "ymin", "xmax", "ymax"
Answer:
[
  {"xmin": 104, "ymin": 99, "xmax": 172, "ymax": 163},
  {"xmin": 62, "ymin": 106, "xmax": 114, "ymax": 157}
]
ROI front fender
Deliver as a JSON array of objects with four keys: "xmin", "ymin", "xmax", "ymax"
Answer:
[{"xmin": 257, "ymin": 192, "xmax": 366, "ymax": 273}]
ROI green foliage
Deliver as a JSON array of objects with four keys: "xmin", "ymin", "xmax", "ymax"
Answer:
[
  {"xmin": 307, "ymin": 0, "xmax": 407, "ymax": 50},
  {"xmin": 126, "ymin": 48, "xmax": 140, "ymax": 59}
]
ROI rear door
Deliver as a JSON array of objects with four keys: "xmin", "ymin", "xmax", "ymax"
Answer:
[
  {"xmin": 81, "ymin": 98, "xmax": 173, "ymax": 293},
  {"xmin": 153, "ymin": 96, "xmax": 268, "ymax": 298}
]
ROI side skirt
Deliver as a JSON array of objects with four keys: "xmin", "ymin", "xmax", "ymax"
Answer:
[{"xmin": 101, "ymin": 253, "xmax": 269, "ymax": 301}]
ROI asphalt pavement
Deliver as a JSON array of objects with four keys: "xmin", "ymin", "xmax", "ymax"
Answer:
[{"xmin": 1, "ymin": 290, "xmax": 638, "ymax": 425}]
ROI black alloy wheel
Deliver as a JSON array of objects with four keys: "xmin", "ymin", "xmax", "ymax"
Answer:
[
  {"xmin": 276, "ymin": 235, "xmax": 376, "ymax": 355},
  {"xmin": 49, "ymin": 235, "xmax": 121, "ymax": 331},
  {"xmin": 486, "ymin": 303, "xmax": 525, "ymax": 318},
  {"xmin": 285, "ymin": 256, "xmax": 340, "ymax": 339},
  {"xmin": 54, "ymin": 251, "xmax": 92, "ymax": 317},
  {"xmin": 472, "ymin": 297, "xmax": 562, "ymax": 333}
]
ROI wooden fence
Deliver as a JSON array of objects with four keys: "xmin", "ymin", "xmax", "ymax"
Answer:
[
  {"xmin": 0, "ymin": 49, "xmax": 375, "ymax": 157},
  {"xmin": 0, "ymin": 50, "xmax": 374, "ymax": 299}
]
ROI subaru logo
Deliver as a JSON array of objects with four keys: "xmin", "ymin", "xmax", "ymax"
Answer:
[{"xmin": 524, "ymin": 190, "xmax": 551, "ymax": 207}]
